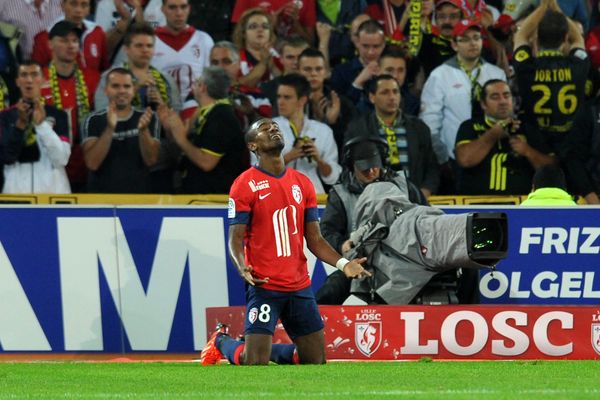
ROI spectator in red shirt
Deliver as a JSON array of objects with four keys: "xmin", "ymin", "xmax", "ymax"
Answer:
[{"xmin": 32, "ymin": 0, "xmax": 108, "ymax": 71}]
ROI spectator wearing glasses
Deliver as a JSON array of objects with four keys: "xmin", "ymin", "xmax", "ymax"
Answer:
[
  {"xmin": 420, "ymin": 19, "xmax": 505, "ymax": 194},
  {"xmin": 232, "ymin": 8, "xmax": 283, "ymax": 88}
]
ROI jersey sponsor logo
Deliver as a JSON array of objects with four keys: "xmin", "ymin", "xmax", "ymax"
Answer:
[
  {"xmin": 248, "ymin": 179, "xmax": 270, "ymax": 192},
  {"xmin": 514, "ymin": 49, "xmax": 529, "ymax": 62},
  {"xmin": 248, "ymin": 307, "xmax": 258, "ymax": 324},
  {"xmin": 90, "ymin": 43, "xmax": 98, "ymax": 58},
  {"xmin": 227, "ymin": 198, "xmax": 235, "ymax": 218},
  {"xmin": 258, "ymin": 193, "xmax": 271, "ymax": 200},
  {"xmin": 272, "ymin": 206, "xmax": 298, "ymax": 257},
  {"xmin": 291, "ymin": 185, "xmax": 302, "ymax": 204},
  {"xmin": 355, "ymin": 321, "xmax": 382, "ymax": 357}
]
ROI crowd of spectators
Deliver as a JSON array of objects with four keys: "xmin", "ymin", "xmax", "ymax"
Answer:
[{"xmin": 0, "ymin": 0, "xmax": 599, "ymax": 204}]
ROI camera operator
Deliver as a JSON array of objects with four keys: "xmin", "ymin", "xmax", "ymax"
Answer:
[
  {"xmin": 454, "ymin": 79, "xmax": 555, "ymax": 195},
  {"xmin": 317, "ymin": 136, "xmax": 427, "ymax": 304}
]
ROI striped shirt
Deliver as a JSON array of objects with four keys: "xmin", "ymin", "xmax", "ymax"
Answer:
[{"xmin": 0, "ymin": 0, "xmax": 63, "ymax": 59}]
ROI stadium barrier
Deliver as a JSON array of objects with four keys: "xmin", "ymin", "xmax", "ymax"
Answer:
[
  {"xmin": 1, "ymin": 205, "xmax": 599, "ymax": 357},
  {"xmin": 207, "ymin": 305, "xmax": 600, "ymax": 360},
  {"xmin": 0, "ymin": 193, "xmax": 557, "ymax": 206}
]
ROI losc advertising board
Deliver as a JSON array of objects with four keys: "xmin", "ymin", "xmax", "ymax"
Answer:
[{"xmin": 0, "ymin": 206, "xmax": 599, "ymax": 354}]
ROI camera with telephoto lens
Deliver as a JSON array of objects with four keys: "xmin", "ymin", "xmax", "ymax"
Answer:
[{"xmin": 347, "ymin": 182, "xmax": 509, "ymax": 305}]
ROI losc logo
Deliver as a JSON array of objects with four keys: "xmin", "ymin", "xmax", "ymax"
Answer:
[
  {"xmin": 355, "ymin": 322, "xmax": 382, "ymax": 357},
  {"xmin": 592, "ymin": 324, "xmax": 600, "ymax": 355},
  {"xmin": 356, "ymin": 310, "xmax": 382, "ymax": 321},
  {"xmin": 248, "ymin": 307, "xmax": 258, "ymax": 324}
]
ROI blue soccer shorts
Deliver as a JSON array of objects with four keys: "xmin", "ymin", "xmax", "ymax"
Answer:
[{"xmin": 244, "ymin": 286, "xmax": 324, "ymax": 339}]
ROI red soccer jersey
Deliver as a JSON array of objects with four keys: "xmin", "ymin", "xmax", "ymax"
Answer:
[
  {"xmin": 228, "ymin": 166, "xmax": 319, "ymax": 292},
  {"xmin": 32, "ymin": 22, "xmax": 108, "ymax": 71}
]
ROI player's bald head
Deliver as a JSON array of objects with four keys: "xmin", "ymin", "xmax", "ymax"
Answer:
[{"xmin": 246, "ymin": 118, "xmax": 273, "ymax": 144}]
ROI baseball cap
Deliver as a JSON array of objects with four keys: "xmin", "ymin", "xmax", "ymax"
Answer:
[
  {"xmin": 452, "ymin": 19, "xmax": 482, "ymax": 38},
  {"xmin": 49, "ymin": 20, "xmax": 83, "ymax": 40},
  {"xmin": 436, "ymin": 0, "xmax": 464, "ymax": 10},
  {"xmin": 351, "ymin": 141, "xmax": 383, "ymax": 171}
]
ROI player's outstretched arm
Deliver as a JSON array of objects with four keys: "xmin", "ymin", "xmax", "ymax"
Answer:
[
  {"xmin": 228, "ymin": 224, "xmax": 269, "ymax": 286},
  {"xmin": 305, "ymin": 221, "xmax": 371, "ymax": 279}
]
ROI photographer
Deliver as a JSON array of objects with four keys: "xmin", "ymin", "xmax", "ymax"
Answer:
[
  {"xmin": 317, "ymin": 136, "xmax": 428, "ymax": 305},
  {"xmin": 455, "ymin": 79, "xmax": 555, "ymax": 195},
  {"xmin": 1, "ymin": 61, "xmax": 71, "ymax": 194}
]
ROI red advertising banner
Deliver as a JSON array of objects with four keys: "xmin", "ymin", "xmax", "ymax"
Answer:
[{"xmin": 206, "ymin": 305, "xmax": 600, "ymax": 360}]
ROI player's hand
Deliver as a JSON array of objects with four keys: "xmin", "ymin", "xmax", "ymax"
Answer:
[
  {"xmin": 240, "ymin": 265, "xmax": 270, "ymax": 286},
  {"xmin": 342, "ymin": 257, "xmax": 372, "ymax": 279}
]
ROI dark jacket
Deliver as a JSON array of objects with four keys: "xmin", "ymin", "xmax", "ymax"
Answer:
[{"xmin": 344, "ymin": 111, "xmax": 440, "ymax": 193}]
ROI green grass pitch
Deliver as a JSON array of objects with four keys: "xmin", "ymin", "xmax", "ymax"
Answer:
[{"xmin": 1, "ymin": 360, "xmax": 599, "ymax": 399}]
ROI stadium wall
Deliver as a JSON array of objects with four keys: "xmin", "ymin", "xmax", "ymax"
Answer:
[{"xmin": 1, "ymin": 205, "xmax": 599, "ymax": 359}]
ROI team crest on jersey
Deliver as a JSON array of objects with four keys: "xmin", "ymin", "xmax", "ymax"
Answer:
[
  {"xmin": 248, "ymin": 307, "xmax": 258, "ymax": 324},
  {"xmin": 91, "ymin": 44, "xmax": 98, "ymax": 57},
  {"xmin": 291, "ymin": 185, "xmax": 302, "ymax": 204},
  {"xmin": 228, "ymin": 198, "xmax": 235, "ymax": 218},
  {"xmin": 514, "ymin": 49, "xmax": 529, "ymax": 62},
  {"xmin": 355, "ymin": 322, "xmax": 382, "ymax": 357},
  {"xmin": 192, "ymin": 45, "xmax": 201, "ymax": 59}
]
